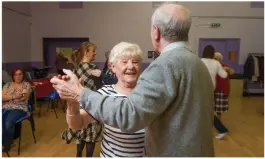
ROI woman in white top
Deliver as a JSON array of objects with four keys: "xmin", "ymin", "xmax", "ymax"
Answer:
[
  {"xmin": 65, "ymin": 42, "xmax": 145, "ymax": 157},
  {"xmin": 201, "ymin": 45, "xmax": 229, "ymax": 140},
  {"xmin": 201, "ymin": 45, "xmax": 228, "ymax": 87}
]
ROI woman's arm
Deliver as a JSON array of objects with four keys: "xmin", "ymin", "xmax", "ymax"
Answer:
[
  {"xmin": 80, "ymin": 109, "xmax": 95, "ymax": 127},
  {"xmin": 228, "ymin": 68, "xmax": 235, "ymax": 75},
  {"xmin": 217, "ymin": 62, "xmax": 228, "ymax": 78},
  {"xmin": 66, "ymin": 101, "xmax": 95, "ymax": 130},
  {"xmin": 223, "ymin": 66, "xmax": 235, "ymax": 75},
  {"xmin": 89, "ymin": 69, "xmax": 102, "ymax": 77},
  {"xmin": 66, "ymin": 101, "xmax": 84, "ymax": 130},
  {"xmin": 2, "ymin": 87, "xmax": 13, "ymax": 102}
]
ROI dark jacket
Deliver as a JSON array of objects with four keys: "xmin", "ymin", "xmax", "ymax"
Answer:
[{"xmin": 244, "ymin": 55, "xmax": 255, "ymax": 78}]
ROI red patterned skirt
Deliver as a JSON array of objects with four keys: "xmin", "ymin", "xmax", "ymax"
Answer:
[{"xmin": 214, "ymin": 90, "xmax": 229, "ymax": 113}]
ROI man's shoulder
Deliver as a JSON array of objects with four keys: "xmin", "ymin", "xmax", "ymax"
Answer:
[{"xmin": 160, "ymin": 47, "xmax": 200, "ymax": 67}]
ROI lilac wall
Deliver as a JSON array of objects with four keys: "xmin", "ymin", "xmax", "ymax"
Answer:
[
  {"xmin": 2, "ymin": 61, "xmax": 151, "ymax": 75},
  {"xmin": 2, "ymin": 62, "xmax": 43, "ymax": 75},
  {"xmin": 198, "ymin": 38, "xmax": 243, "ymax": 74},
  {"xmin": 2, "ymin": 2, "xmax": 31, "ymax": 63}
]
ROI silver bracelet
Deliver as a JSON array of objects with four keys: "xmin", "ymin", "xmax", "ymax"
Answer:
[
  {"xmin": 73, "ymin": 93, "xmax": 78, "ymax": 100},
  {"xmin": 66, "ymin": 113, "xmax": 80, "ymax": 117}
]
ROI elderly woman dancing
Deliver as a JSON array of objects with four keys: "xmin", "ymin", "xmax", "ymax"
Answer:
[{"xmin": 61, "ymin": 42, "xmax": 146, "ymax": 157}]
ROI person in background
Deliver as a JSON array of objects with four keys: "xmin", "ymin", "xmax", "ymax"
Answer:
[
  {"xmin": 100, "ymin": 51, "xmax": 118, "ymax": 85},
  {"xmin": 214, "ymin": 52, "xmax": 235, "ymax": 121},
  {"xmin": 201, "ymin": 45, "xmax": 230, "ymax": 140},
  {"xmin": 2, "ymin": 68, "xmax": 31, "ymax": 152},
  {"xmin": 201, "ymin": 45, "xmax": 228, "ymax": 88},
  {"xmin": 61, "ymin": 42, "xmax": 103, "ymax": 157},
  {"xmin": 102, "ymin": 51, "xmax": 111, "ymax": 73},
  {"xmin": 88, "ymin": 51, "xmax": 118, "ymax": 85}
]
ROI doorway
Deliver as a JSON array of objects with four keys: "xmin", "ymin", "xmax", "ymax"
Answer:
[
  {"xmin": 43, "ymin": 37, "xmax": 89, "ymax": 73},
  {"xmin": 198, "ymin": 38, "xmax": 241, "ymax": 74}
]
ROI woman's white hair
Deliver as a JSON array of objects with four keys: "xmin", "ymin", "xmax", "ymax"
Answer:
[
  {"xmin": 109, "ymin": 42, "xmax": 143, "ymax": 63},
  {"xmin": 214, "ymin": 52, "xmax": 223, "ymax": 61}
]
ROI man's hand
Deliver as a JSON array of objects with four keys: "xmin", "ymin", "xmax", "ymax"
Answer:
[{"xmin": 50, "ymin": 69, "xmax": 84, "ymax": 102}]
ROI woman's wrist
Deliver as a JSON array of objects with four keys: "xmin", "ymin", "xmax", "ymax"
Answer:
[
  {"xmin": 66, "ymin": 112, "xmax": 80, "ymax": 116},
  {"xmin": 67, "ymin": 101, "xmax": 80, "ymax": 115},
  {"xmin": 66, "ymin": 109, "xmax": 80, "ymax": 116},
  {"xmin": 74, "ymin": 85, "xmax": 84, "ymax": 103}
]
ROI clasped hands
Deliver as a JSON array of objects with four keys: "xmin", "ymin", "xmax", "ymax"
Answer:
[
  {"xmin": 50, "ymin": 68, "xmax": 101, "ymax": 107},
  {"xmin": 50, "ymin": 69, "xmax": 84, "ymax": 104},
  {"xmin": 12, "ymin": 93, "xmax": 25, "ymax": 101}
]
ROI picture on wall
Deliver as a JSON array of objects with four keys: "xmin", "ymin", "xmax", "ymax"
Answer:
[
  {"xmin": 229, "ymin": 51, "xmax": 237, "ymax": 61},
  {"xmin": 148, "ymin": 51, "xmax": 154, "ymax": 58},
  {"xmin": 56, "ymin": 47, "xmax": 73, "ymax": 58}
]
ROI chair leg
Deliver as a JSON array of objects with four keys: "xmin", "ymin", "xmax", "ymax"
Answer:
[
  {"xmin": 32, "ymin": 130, "xmax": 37, "ymax": 143},
  {"xmin": 38, "ymin": 103, "xmax": 42, "ymax": 118},
  {"xmin": 29, "ymin": 116, "xmax": 37, "ymax": 143},
  {"xmin": 47, "ymin": 99, "xmax": 51, "ymax": 112},
  {"xmin": 56, "ymin": 100, "xmax": 59, "ymax": 108},
  {"xmin": 53, "ymin": 100, "xmax": 58, "ymax": 119},
  {"xmin": 29, "ymin": 116, "xmax": 36, "ymax": 131},
  {"xmin": 59, "ymin": 99, "xmax": 65, "ymax": 111},
  {"xmin": 6, "ymin": 151, "xmax": 10, "ymax": 157},
  {"xmin": 31, "ymin": 123, "xmax": 37, "ymax": 143}
]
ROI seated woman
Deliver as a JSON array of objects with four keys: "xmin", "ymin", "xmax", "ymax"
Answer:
[
  {"xmin": 66, "ymin": 42, "xmax": 146, "ymax": 157},
  {"xmin": 2, "ymin": 68, "xmax": 31, "ymax": 152}
]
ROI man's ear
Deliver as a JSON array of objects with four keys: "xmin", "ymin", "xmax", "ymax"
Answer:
[{"xmin": 153, "ymin": 25, "xmax": 161, "ymax": 42}]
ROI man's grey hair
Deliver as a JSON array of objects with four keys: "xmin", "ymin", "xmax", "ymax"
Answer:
[
  {"xmin": 151, "ymin": 3, "xmax": 192, "ymax": 42},
  {"xmin": 109, "ymin": 42, "xmax": 143, "ymax": 63}
]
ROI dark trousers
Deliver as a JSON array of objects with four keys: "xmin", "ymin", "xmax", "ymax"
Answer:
[
  {"xmin": 76, "ymin": 140, "xmax": 95, "ymax": 157},
  {"xmin": 214, "ymin": 115, "xmax": 228, "ymax": 133},
  {"xmin": 2, "ymin": 109, "xmax": 27, "ymax": 151}
]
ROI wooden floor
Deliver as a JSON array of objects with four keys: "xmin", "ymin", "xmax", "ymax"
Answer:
[{"xmin": 2, "ymin": 80, "xmax": 264, "ymax": 157}]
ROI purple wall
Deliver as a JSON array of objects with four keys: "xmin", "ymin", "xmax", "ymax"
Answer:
[
  {"xmin": 250, "ymin": 2, "xmax": 264, "ymax": 8},
  {"xmin": 2, "ymin": 61, "xmax": 43, "ymax": 74},
  {"xmin": 2, "ymin": 61, "xmax": 151, "ymax": 75},
  {"xmin": 198, "ymin": 38, "xmax": 243, "ymax": 74}
]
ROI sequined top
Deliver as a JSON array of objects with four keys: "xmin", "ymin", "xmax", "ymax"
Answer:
[{"xmin": 2, "ymin": 82, "xmax": 31, "ymax": 112}]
